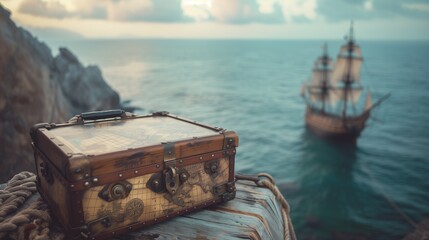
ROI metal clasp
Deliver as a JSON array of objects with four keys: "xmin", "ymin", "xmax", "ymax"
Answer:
[{"xmin": 164, "ymin": 166, "xmax": 179, "ymax": 195}]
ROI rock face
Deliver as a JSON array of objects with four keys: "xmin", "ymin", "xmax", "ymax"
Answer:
[{"xmin": 0, "ymin": 4, "xmax": 121, "ymax": 182}]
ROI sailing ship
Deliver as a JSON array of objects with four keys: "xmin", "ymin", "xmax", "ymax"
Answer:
[{"xmin": 301, "ymin": 22, "xmax": 389, "ymax": 141}]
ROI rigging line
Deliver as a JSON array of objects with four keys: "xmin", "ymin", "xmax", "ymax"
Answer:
[{"xmin": 360, "ymin": 161, "xmax": 419, "ymax": 229}]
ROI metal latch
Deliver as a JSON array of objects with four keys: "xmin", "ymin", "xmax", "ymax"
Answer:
[
  {"xmin": 147, "ymin": 166, "xmax": 189, "ymax": 196},
  {"xmin": 164, "ymin": 166, "xmax": 179, "ymax": 195}
]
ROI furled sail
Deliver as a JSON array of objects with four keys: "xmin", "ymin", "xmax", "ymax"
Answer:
[{"xmin": 331, "ymin": 44, "xmax": 363, "ymax": 84}]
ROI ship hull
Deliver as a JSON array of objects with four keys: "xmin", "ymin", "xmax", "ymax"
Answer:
[{"xmin": 305, "ymin": 107, "xmax": 370, "ymax": 141}]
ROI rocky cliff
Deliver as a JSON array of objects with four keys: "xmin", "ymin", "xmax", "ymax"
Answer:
[{"xmin": 0, "ymin": 4, "xmax": 121, "ymax": 182}]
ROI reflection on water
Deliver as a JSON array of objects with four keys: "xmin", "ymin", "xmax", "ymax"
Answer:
[{"xmin": 290, "ymin": 130, "xmax": 375, "ymax": 240}]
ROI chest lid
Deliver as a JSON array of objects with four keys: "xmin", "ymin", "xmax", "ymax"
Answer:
[
  {"xmin": 31, "ymin": 111, "xmax": 238, "ymax": 182},
  {"xmin": 49, "ymin": 112, "xmax": 221, "ymax": 156}
]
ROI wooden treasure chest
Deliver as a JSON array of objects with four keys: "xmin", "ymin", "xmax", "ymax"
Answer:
[{"xmin": 30, "ymin": 110, "xmax": 238, "ymax": 239}]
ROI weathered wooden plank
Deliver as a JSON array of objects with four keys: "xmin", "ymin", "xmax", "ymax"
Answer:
[
  {"xmin": 113, "ymin": 181, "xmax": 286, "ymax": 240},
  {"xmin": 1, "ymin": 181, "xmax": 286, "ymax": 240}
]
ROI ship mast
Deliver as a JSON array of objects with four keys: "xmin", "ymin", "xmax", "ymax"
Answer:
[
  {"xmin": 342, "ymin": 21, "xmax": 354, "ymax": 118},
  {"xmin": 321, "ymin": 43, "xmax": 329, "ymax": 113}
]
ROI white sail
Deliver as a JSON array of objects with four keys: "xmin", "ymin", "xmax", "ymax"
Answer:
[
  {"xmin": 327, "ymin": 88, "xmax": 362, "ymax": 105},
  {"xmin": 331, "ymin": 58, "xmax": 348, "ymax": 85},
  {"xmin": 350, "ymin": 59, "xmax": 362, "ymax": 82},
  {"xmin": 365, "ymin": 90, "xmax": 372, "ymax": 111},
  {"xmin": 331, "ymin": 44, "xmax": 363, "ymax": 84},
  {"xmin": 348, "ymin": 88, "xmax": 362, "ymax": 103},
  {"xmin": 327, "ymin": 88, "xmax": 343, "ymax": 105},
  {"xmin": 311, "ymin": 70, "xmax": 331, "ymax": 87}
]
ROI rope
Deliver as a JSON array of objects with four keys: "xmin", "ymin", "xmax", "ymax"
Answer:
[
  {"xmin": 0, "ymin": 172, "xmax": 64, "ymax": 240},
  {"xmin": 361, "ymin": 163, "xmax": 429, "ymax": 239},
  {"xmin": 236, "ymin": 173, "xmax": 297, "ymax": 240},
  {"xmin": 361, "ymin": 163, "xmax": 419, "ymax": 229}
]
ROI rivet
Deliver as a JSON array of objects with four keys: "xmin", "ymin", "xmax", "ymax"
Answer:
[
  {"xmin": 179, "ymin": 159, "xmax": 183, "ymax": 163},
  {"xmin": 199, "ymin": 157, "xmax": 203, "ymax": 160},
  {"xmin": 168, "ymin": 151, "xmax": 172, "ymax": 155},
  {"xmin": 156, "ymin": 164, "xmax": 160, "ymax": 168},
  {"xmin": 211, "ymin": 154, "xmax": 215, "ymax": 157},
  {"xmin": 84, "ymin": 182, "xmax": 90, "ymax": 187},
  {"xmin": 75, "ymin": 168, "xmax": 82, "ymax": 174},
  {"xmin": 233, "ymin": 150, "xmax": 236, "ymax": 153},
  {"xmin": 118, "ymin": 174, "xmax": 123, "ymax": 177},
  {"xmin": 226, "ymin": 145, "xmax": 230, "ymax": 148},
  {"xmin": 84, "ymin": 173, "xmax": 89, "ymax": 178},
  {"xmin": 229, "ymin": 139, "xmax": 233, "ymax": 142},
  {"xmin": 92, "ymin": 178, "xmax": 99, "ymax": 183},
  {"xmin": 135, "ymin": 170, "xmax": 139, "ymax": 174},
  {"xmin": 70, "ymin": 184, "xmax": 75, "ymax": 188}
]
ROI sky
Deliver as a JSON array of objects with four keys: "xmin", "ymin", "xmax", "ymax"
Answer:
[{"xmin": 1, "ymin": 0, "xmax": 429, "ymax": 40}]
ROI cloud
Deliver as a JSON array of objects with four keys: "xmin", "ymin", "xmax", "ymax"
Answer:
[
  {"xmin": 209, "ymin": 0, "xmax": 284, "ymax": 24},
  {"xmin": 280, "ymin": 0, "xmax": 317, "ymax": 22},
  {"xmin": 104, "ymin": 0, "xmax": 190, "ymax": 22},
  {"xmin": 317, "ymin": 0, "xmax": 429, "ymax": 21},
  {"xmin": 17, "ymin": 0, "xmax": 190, "ymax": 22},
  {"xmin": 18, "ymin": 0, "xmax": 70, "ymax": 19}
]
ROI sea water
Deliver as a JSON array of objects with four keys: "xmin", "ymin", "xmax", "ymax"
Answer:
[{"xmin": 49, "ymin": 39, "xmax": 429, "ymax": 239}]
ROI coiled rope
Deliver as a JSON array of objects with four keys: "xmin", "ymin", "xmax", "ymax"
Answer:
[
  {"xmin": 0, "ymin": 171, "xmax": 64, "ymax": 240},
  {"xmin": 236, "ymin": 173, "xmax": 297, "ymax": 240}
]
